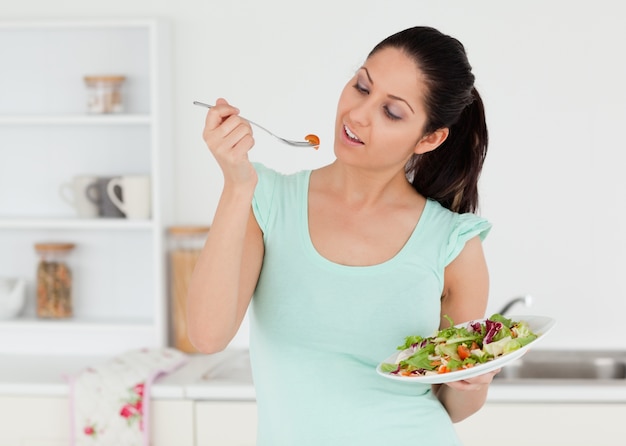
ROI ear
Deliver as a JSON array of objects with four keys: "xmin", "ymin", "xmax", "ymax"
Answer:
[{"xmin": 414, "ymin": 128, "xmax": 449, "ymax": 155}]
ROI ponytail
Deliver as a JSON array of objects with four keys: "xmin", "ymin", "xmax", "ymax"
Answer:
[
  {"xmin": 370, "ymin": 26, "xmax": 488, "ymax": 214},
  {"xmin": 406, "ymin": 87, "xmax": 488, "ymax": 214}
]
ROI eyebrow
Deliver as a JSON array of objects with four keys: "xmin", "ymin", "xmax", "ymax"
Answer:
[{"xmin": 361, "ymin": 67, "xmax": 415, "ymax": 114}]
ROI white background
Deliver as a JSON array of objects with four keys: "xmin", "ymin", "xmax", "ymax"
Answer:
[{"xmin": 3, "ymin": 0, "xmax": 625, "ymax": 350}]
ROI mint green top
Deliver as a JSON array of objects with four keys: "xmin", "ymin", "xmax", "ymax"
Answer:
[{"xmin": 250, "ymin": 163, "xmax": 491, "ymax": 445}]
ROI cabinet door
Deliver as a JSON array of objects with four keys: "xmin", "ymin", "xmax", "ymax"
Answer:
[
  {"xmin": 195, "ymin": 401, "xmax": 258, "ymax": 446},
  {"xmin": 0, "ymin": 395, "xmax": 69, "ymax": 446},
  {"xmin": 0, "ymin": 396, "xmax": 193, "ymax": 446},
  {"xmin": 454, "ymin": 403, "xmax": 625, "ymax": 445},
  {"xmin": 152, "ymin": 400, "xmax": 195, "ymax": 446}
]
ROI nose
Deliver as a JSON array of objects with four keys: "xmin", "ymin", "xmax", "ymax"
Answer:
[{"xmin": 347, "ymin": 98, "xmax": 373, "ymax": 128}]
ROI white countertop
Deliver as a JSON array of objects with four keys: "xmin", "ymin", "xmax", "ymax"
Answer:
[
  {"xmin": 1, "ymin": 350, "xmax": 625, "ymax": 403},
  {"xmin": 0, "ymin": 349, "xmax": 255, "ymax": 401}
]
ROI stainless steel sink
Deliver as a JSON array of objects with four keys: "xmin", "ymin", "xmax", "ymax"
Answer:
[{"xmin": 493, "ymin": 350, "xmax": 626, "ymax": 381}]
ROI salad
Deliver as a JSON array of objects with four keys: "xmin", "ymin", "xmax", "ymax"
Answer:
[{"xmin": 380, "ymin": 314, "xmax": 538, "ymax": 377}]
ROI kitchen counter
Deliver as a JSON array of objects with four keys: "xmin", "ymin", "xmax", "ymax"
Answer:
[
  {"xmin": 1, "ymin": 349, "xmax": 625, "ymax": 403},
  {"xmin": 0, "ymin": 349, "xmax": 255, "ymax": 401}
]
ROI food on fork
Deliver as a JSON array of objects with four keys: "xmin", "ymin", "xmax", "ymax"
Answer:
[{"xmin": 304, "ymin": 134, "xmax": 320, "ymax": 150}]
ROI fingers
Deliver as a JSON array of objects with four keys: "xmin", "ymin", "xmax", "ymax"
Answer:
[
  {"xmin": 444, "ymin": 368, "xmax": 501, "ymax": 391},
  {"xmin": 204, "ymin": 98, "xmax": 240, "ymax": 131},
  {"xmin": 200, "ymin": 98, "xmax": 256, "ymax": 184},
  {"xmin": 202, "ymin": 98, "xmax": 254, "ymax": 158}
]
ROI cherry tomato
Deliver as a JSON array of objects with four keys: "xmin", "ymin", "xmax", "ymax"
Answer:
[{"xmin": 304, "ymin": 134, "xmax": 320, "ymax": 150}]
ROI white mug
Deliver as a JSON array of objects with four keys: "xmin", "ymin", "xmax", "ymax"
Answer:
[
  {"xmin": 107, "ymin": 175, "xmax": 151, "ymax": 219},
  {"xmin": 59, "ymin": 175, "xmax": 99, "ymax": 218},
  {"xmin": 0, "ymin": 277, "xmax": 26, "ymax": 320}
]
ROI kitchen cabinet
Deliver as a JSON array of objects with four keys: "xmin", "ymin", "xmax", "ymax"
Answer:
[
  {"xmin": 454, "ymin": 402, "xmax": 625, "ymax": 445},
  {"xmin": 0, "ymin": 395, "xmax": 194, "ymax": 446},
  {"xmin": 0, "ymin": 19, "xmax": 172, "ymax": 355},
  {"xmin": 195, "ymin": 401, "xmax": 258, "ymax": 446}
]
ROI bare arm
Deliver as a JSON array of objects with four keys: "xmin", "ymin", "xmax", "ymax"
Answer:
[
  {"xmin": 186, "ymin": 98, "xmax": 264, "ymax": 353},
  {"xmin": 432, "ymin": 236, "xmax": 498, "ymax": 423}
]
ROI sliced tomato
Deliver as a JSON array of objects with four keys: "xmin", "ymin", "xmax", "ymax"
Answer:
[
  {"xmin": 457, "ymin": 345, "xmax": 471, "ymax": 360},
  {"xmin": 304, "ymin": 134, "xmax": 320, "ymax": 149}
]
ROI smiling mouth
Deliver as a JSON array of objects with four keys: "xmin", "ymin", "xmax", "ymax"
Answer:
[{"xmin": 344, "ymin": 125, "xmax": 363, "ymax": 144}]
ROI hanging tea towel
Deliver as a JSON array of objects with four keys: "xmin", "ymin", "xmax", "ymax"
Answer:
[{"xmin": 69, "ymin": 348, "xmax": 188, "ymax": 446}]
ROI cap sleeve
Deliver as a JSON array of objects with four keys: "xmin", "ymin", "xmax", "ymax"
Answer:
[
  {"xmin": 444, "ymin": 213, "xmax": 492, "ymax": 266},
  {"xmin": 251, "ymin": 162, "xmax": 278, "ymax": 233}
]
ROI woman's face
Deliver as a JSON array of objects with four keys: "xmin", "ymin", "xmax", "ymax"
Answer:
[{"xmin": 334, "ymin": 47, "xmax": 440, "ymax": 171}]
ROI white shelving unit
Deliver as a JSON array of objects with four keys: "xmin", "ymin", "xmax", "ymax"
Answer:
[{"xmin": 0, "ymin": 19, "xmax": 172, "ymax": 355}]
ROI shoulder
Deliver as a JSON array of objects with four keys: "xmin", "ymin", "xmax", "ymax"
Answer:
[
  {"xmin": 251, "ymin": 162, "xmax": 310, "ymax": 231},
  {"xmin": 427, "ymin": 199, "xmax": 491, "ymax": 237},
  {"xmin": 252, "ymin": 162, "xmax": 309, "ymax": 185},
  {"xmin": 425, "ymin": 199, "xmax": 492, "ymax": 266}
]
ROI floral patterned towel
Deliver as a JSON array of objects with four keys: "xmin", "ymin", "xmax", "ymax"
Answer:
[{"xmin": 69, "ymin": 348, "xmax": 188, "ymax": 446}]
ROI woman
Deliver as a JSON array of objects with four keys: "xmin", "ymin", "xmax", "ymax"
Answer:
[{"xmin": 188, "ymin": 26, "xmax": 497, "ymax": 445}]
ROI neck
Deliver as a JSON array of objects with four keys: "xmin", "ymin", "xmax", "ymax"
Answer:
[{"xmin": 316, "ymin": 161, "xmax": 416, "ymax": 208}]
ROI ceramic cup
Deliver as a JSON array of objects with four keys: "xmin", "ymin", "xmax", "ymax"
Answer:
[
  {"xmin": 0, "ymin": 277, "xmax": 26, "ymax": 320},
  {"xmin": 59, "ymin": 175, "xmax": 100, "ymax": 218},
  {"xmin": 86, "ymin": 177, "xmax": 125, "ymax": 218},
  {"xmin": 107, "ymin": 175, "xmax": 151, "ymax": 220}
]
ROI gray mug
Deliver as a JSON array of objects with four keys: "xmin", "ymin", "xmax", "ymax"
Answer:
[{"xmin": 86, "ymin": 177, "xmax": 125, "ymax": 218}]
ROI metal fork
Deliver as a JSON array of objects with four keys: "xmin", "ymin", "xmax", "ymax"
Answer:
[{"xmin": 193, "ymin": 101, "xmax": 315, "ymax": 148}]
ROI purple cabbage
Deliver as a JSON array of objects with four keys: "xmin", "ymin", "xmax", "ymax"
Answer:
[
  {"xmin": 483, "ymin": 320, "xmax": 503, "ymax": 344},
  {"xmin": 470, "ymin": 322, "xmax": 482, "ymax": 332}
]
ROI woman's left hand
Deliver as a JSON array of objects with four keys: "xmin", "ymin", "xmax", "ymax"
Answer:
[{"xmin": 444, "ymin": 368, "xmax": 501, "ymax": 391}]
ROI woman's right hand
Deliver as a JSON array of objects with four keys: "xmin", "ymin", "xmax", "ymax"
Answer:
[{"xmin": 202, "ymin": 97, "xmax": 257, "ymax": 186}]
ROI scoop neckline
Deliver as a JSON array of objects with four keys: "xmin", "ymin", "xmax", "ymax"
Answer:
[{"xmin": 301, "ymin": 169, "xmax": 431, "ymax": 272}]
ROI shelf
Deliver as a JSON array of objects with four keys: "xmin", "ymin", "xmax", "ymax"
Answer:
[
  {"xmin": 0, "ymin": 18, "xmax": 171, "ymax": 356},
  {"xmin": 0, "ymin": 315, "xmax": 159, "ymax": 356},
  {"xmin": 0, "ymin": 114, "xmax": 152, "ymax": 126},
  {"xmin": 0, "ymin": 217, "xmax": 154, "ymax": 230},
  {"xmin": 0, "ymin": 315, "xmax": 153, "ymax": 331}
]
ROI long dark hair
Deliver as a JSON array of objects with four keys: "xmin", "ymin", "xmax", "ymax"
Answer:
[{"xmin": 369, "ymin": 26, "xmax": 488, "ymax": 214}]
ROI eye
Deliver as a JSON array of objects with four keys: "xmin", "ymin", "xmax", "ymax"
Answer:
[
  {"xmin": 384, "ymin": 106, "xmax": 401, "ymax": 121},
  {"xmin": 352, "ymin": 82, "xmax": 369, "ymax": 94}
]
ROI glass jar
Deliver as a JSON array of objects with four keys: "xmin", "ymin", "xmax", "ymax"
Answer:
[
  {"xmin": 35, "ymin": 242, "xmax": 75, "ymax": 319},
  {"xmin": 168, "ymin": 226, "xmax": 210, "ymax": 353},
  {"xmin": 84, "ymin": 75, "xmax": 126, "ymax": 114}
]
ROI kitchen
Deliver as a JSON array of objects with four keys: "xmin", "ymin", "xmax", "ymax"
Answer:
[{"xmin": 1, "ymin": 0, "xmax": 625, "ymax": 444}]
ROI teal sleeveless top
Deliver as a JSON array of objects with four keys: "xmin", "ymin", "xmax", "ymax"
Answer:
[{"xmin": 250, "ymin": 163, "xmax": 491, "ymax": 445}]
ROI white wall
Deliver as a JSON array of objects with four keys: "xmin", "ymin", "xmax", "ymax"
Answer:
[{"xmin": 3, "ymin": 0, "xmax": 625, "ymax": 350}]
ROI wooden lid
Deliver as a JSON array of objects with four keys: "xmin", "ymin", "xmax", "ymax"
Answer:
[
  {"xmin": 34, "ymin": 242, "xmax": 76, "ymax": 252},
  {"xmin": 167, "ymin": 226, "xmax": 210, "ymax": 235},
  {"xmin": 84, "ymin": 75, "xmax": 126, "ymax": 83}
]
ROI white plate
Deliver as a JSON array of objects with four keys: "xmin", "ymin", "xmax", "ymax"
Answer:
[{"xmin": 376, "ymin": 314, "xmax": 556, "ymax": 384}]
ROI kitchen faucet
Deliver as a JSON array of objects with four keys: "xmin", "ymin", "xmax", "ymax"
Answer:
[{"xmin": 497, "ymin": 294, "xmax": 533, "ymax": 315}]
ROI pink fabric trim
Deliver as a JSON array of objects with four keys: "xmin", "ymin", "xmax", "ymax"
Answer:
[{"xmin": 65, "ymin": 373, "xmax": 78, "ymax": 446}]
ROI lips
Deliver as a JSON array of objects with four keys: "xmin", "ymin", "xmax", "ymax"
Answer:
[{"xmin": 343, "ymin": 124, "xmax": 363, "ymax": 144}]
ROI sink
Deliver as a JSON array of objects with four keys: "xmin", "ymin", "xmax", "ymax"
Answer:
[{"xmin": 493, "ymin": 350, "xmax": 626, "ymax": 381}]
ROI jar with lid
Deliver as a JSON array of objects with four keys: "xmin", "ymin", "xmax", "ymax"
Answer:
[
  {"xmin": 35, "ymin": 242, "xmax": 75, "ymax": 319},
  {"xmin": 168, "ymin": 226, "xmax": 210, "ymax": 353},
  {"xmin": 83, "ymin": 75, "xmax": 126, "ymax": 113}
]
